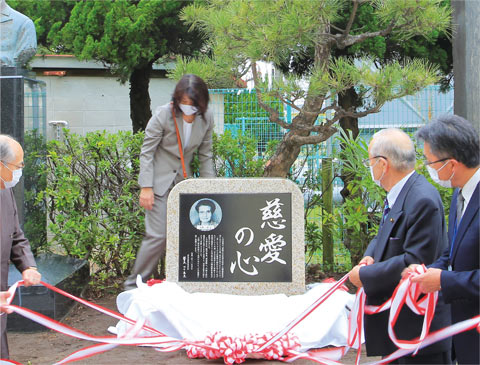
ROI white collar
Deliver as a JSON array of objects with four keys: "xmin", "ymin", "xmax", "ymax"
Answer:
[
  {"xmin": 460, "ymin": 167, "xmax": 480, "ymax": 211},
  {"xmin": 387, "ymin": 170, "xmax": 415, "ymax": 208},
  {"xmin": 1, "ymin": 3, "xmax": 11, "ymax": 17}
]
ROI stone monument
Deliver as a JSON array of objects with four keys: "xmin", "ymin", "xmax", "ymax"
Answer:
[{"xmin": 166, "ymin": 178, "xmax": 305, "ymax": 295}]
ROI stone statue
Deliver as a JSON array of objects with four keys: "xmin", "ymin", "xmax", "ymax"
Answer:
[{"xmin": 0, "ymin": 0, "xmax": 37, "ymax": 67}]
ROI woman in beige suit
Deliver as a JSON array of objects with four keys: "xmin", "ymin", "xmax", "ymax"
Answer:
[{"xmin": 124, "ymin": 74, "xmax": 215, "ymax": 290}]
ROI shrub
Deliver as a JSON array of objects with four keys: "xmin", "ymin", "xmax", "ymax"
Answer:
[
  {"xmin": 45, "ymin": 130, "xmax": 145, "ymax": 285},
  {"xmin": 23, "ymin": 129, "xmax": 48, "ymax": 254},
  {"xmin": 212, "ymin": 130, "xmax": 268, "ymax": 177}
]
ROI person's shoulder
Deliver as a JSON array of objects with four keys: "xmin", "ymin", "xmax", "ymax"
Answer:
[
  {"xmin": 153, "ymin": 103, "xmax": 173, "ymax": 117},
  {"xmin": 6, "ymin": 5, "xmax": 32, "ymax": 24},
  {"xmin": 410, "ymin": 172, "xmax": 438, "ymax": 194},
  {"xmin": 203, "ymin": 107, "xmax": 214, "ymax": 124},
  {"xmin": 150, "ymin": 104, "xmax": 173, "ymax": 125},
  {"xmin": 407, "ymin": 173, "xmax": 442, "ymax": 206},
  {"xmin": 0, "ymin": 188, "xmax": 14, "ymax": 208}
]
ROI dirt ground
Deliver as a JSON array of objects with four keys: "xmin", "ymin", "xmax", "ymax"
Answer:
[{"xmin": 7, "ymin": 291, "xmax": 379, "ymax": 365}]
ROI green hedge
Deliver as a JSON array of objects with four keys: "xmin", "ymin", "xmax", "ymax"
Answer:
[{"xmin": 44, "ymin": 130, "xmax": 145, "ymax": 285}]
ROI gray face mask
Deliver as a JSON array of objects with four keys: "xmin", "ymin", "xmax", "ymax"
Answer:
[
  {"xmin": 1, "ymin": 162, "xmax": 22, "ymax": 189},
  {"xmin": 426, "ymin": 160, "xmax": 454, "ymax": 188}
]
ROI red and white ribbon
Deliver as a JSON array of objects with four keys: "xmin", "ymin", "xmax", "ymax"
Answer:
[
  {"xmin": 363, "ymin": 265, "xmax": 437, "ymax": 354},
  {"xmin": 256, "ymin": 273, "xmax": 350, "ymax": 352},
  {"xmin": 1, "ymin": 266, "xmax": 479, "ymax": 365}
]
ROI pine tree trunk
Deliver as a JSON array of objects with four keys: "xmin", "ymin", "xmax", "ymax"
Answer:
[
  {"xmin": 339, "ymin": 87, "xmax": 361, "ymax": 139},
  {"xmin": 339, "ymin": 87, "xmax": 361, "ymax": 201},
  {"xmin": 338, "ymin": 86, "xmax": 367, "ymax": 266},
  {"xmin": 263, "ymin": 34, "xmax": 334, "ymax": 178},
  {"xmin": 322, "ymin": 157, "xmax": 334, "ymax": 269},
  {"xmin": 130, "ymin": 62, "xmax": 153, "ymax": 133},
  {"xmin": 263, "ymin": 135, "xmax": 304, "ymax": 177}
]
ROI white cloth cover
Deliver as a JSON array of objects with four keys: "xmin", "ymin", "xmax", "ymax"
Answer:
[{"xmin": 115, "ymin": 281, "xmax": 355, "ymax": 351}]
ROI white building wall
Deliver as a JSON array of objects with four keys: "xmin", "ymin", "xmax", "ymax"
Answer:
[
  {"xmin": 36, "ymin": 74, "xmax": 176, "ymax": 140},
  {"xmin": 31, "ymin": 55, "xmax": 224, "ymax": 140}
]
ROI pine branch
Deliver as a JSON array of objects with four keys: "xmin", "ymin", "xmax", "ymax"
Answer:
[
  {"xmin": 335, "ymin": 20, "xmax": 396, "ymax": 49},
  {"xmin": 289, "ymin": 127, "xmax": 338, "ymax": 145},
  {"xmin": 343, "ymin": 0, "xmax": 360, "ymax": 37}
]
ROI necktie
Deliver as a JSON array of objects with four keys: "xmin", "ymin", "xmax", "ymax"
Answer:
[
  {"xmin": 382, "ymin": 198, "xmax": 390, "ymax": 225},
  {"xmin": 456, "ymin": 189, "xmax": 464, "ymax": 227}
]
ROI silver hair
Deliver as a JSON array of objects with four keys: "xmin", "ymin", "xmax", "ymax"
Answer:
[
  {"xmin": 0, "ymin": 134, "xmax": 16, "ymax": 164},
  {"xmin": 370, "ymin": 128, "xmax": 416, "ymax": 172}
]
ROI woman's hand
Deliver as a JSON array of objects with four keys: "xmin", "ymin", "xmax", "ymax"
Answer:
[{"xmin": 139, "ymin": 188, "xmax": 154, "ymax": 210}]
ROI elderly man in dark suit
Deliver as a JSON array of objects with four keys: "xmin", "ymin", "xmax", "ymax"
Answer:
[
  {"xmin": 407, "ymin": 115, "xmax": 479, "ymax": 365},
  {"xmin": 0, "ymin": 134, "xmax": 41, "ymax": 359},
  {"xmin": 348, "ymin": 128, "xmax": 451, "ymax": 364}
]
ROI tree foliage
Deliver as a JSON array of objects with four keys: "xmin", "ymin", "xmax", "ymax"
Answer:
[
  {"xmin": 50, "ymin": 0, "xmax": 202, "ymax": 82},
  {"xmin": 8, "ymin": 0, "xmax": 76, "ymax": 53},
  {"xmin": 9, "ymin": 0, "xmax": 205, "ymax": 132},
  {"xmin": 177, "ymin": 0, "xmax": 451, "ymax": 177}
]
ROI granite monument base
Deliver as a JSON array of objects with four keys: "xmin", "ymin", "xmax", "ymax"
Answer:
[{"xmin": 7, "ymin": 253, "xmax": 89, "ymax": 332}]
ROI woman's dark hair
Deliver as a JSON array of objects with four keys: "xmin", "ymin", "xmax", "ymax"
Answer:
[
  {"xmin": 416, "ymin": 114, "xmax": 480, "ymax": 168},
  {"xmin": 172, "ymin": 74, "xmax": 210, "ymax": 119},
  {"xmin": 195, "ymin": 199, "xmax": 215, "ymax": 213}
]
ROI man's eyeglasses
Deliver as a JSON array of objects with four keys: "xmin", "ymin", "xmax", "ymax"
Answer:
[
  {"xmin": 423, "ymin": 157, "xmax": 450, "ymax": 166},
  {"xmin": 362, "ymin": 155, "xmax": 387, "ymax": 168},
  {"xmin": 1, "ymin": 160, "xmax": 25, "ymax": 169}
]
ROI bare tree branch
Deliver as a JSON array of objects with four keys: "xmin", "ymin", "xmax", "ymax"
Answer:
[
  {"xmin": 343, "ymin": 0, "xmax": 359, "ymax": 37},
  {"xmin": 336, "ymin": 20, "xmax": 396, "ymax": 49},
  {"xmin": 330, "ymin": 24, "xmax": 345, "ymax": 33},
  {"xmin": 289, "ymin": 127, "xmax": 338, "ymax": 145}
]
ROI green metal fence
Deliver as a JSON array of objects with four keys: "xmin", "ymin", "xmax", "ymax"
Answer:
[
  {"xmin": 209, "ymin": 85, "xmax": 453, "ymax": 156},
  {"xmin": 208, "ymin": 85, "xmax": 454, "ymax": 267}
]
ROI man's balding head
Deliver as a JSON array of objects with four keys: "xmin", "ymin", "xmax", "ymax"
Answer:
[
  {"xmin": 369, "ymin": 128, "xmax": 416, "ymax": 172},
  {"xmin": 0, "ymin": 135, "xmax": 21, "ymax": 163},
  {"xmin": 0, "ymin": 135, "xmax": 24, "ymax": 189}
]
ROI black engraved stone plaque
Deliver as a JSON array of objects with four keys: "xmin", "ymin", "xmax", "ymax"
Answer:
[{"xmin": 178, "ymin": 193, "xmax": 292, "ymax": 282}]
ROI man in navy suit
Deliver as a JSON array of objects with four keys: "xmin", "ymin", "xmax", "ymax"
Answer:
[
  {"xmin": 349, "ymin": 128, "xmax": 451, "ymax": 364},
  {"xmin": 410, "ymin": 115, "xmax": 479, "ymax": 364}
]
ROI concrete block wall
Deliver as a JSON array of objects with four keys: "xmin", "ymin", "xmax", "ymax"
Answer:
[
  {"xmin": 35, "ymin": 74, "xmax": 176, "ymax": 140},
  {"xmin": 31, "ymin": 55, "xmax": 225, "ymax": 140}
]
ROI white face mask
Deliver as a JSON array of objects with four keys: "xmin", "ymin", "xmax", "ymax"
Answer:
[
  {"xmin": 1, "ymin": 162, "xmax": 22, "ymax": 189},
  {"xmin": 426, "ymin": 160, "xmax": 454, "ymax": 188},
  {"xmin": 179, "ymin": 103, "xmax": 198, "ymax": 116},
  {"xmin": 369, "ymin": 159, "xmax": 385, "ymax": 187}
]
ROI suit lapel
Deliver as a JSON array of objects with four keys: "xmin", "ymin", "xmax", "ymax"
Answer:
[
  {"xmin": 447, "ymin": 189, "xmax": 458, "ymax": 245},
  {"xmin": 373, "ymin": 172, "xmax": 418, "ymax": 260},
  {"xmin": 451, "ymin": 183, "xmax": 479, "ymax": 262},
  {"xmin": 373, "ymin": 211, "xmax": 402, "ymax": 260}
]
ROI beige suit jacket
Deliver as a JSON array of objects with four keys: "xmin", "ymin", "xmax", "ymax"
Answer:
[
  {"xmin": 138, "ymin": 103, "xmax": 215, "ymax": 196},
  {"xmin": 0, "ymin": 188, "xmax": 36, "ymax": 290}
]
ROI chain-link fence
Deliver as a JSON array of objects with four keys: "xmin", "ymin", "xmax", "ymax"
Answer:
[{"xmin": 209, "ymin": 86, "xmax": 454, "ymax": 266}]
